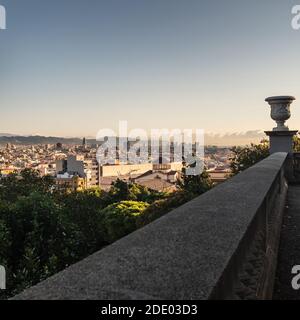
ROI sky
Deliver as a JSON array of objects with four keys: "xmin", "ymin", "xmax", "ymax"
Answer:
[{"xmin": 1, "ymin": 0, "xmax": 300, "ymax": 138}]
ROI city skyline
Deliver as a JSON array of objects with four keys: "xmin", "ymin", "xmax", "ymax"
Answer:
[
  {"xmin": 1, "ymin": 0, "xmax": 300, "ymax": 139},
  {"xmin": 0, "ymin": 129, "xmax": 265, "ymax": 147}
]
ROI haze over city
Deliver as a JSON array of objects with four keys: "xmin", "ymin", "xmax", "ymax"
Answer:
[{"xmin": 1, "ymin": 0, "xmax": 300, "ymax": 141}]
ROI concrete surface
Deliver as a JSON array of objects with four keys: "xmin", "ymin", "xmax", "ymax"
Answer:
[
  {"xmin": 274, "ymin": 185, "xmax": 300, "ymax": 300},
  {"xmin": 13, "ymin": 153, "xmax": 288, "ymax": 300}
]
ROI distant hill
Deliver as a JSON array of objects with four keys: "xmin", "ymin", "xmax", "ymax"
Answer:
[
  {"xmin": 0, "ymin": 135, "xmax": 97, "ymax": 145},
  {"xmin": 0, "ymin": 133, "xmax": 19, "ymax": 137},
  {"xmin": 0, "ymin": 130, "xmax": 265, "ymax": 147}
]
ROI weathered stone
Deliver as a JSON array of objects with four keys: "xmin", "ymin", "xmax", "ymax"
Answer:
[{"xmin": 12, "ymin": 153, "xmax": 288, "ymax": 300}]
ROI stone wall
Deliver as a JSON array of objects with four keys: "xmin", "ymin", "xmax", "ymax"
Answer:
[{"xmin": 13, "ymin": 153, "xmax": 289, "ymax": 300}]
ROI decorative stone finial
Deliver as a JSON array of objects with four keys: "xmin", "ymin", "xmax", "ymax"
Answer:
[{"xmin": 265, "ymin": 96, "xmax": 296, "ymax": 131}]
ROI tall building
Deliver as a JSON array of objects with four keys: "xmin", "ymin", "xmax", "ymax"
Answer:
[{"xmin": 55, "ymin": 155, "xmax": 100, "ymax": 189}]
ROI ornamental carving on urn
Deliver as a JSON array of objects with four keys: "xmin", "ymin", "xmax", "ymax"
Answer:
[{"xmin": 265, "ymin": 96, "xmax": 296, "ymax": 131}]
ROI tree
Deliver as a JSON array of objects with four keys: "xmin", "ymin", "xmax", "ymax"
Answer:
[
  {"xmin": 0, "ymin": 169, "xmax": 55, "ymax": 203},
  {"xmin": 230, "ymin": 140, "xmax": 270, "ymax": 175},
  {"xmin": 100, "ymin": 201, "xmax": 149, "ymax": 243},
  {"xmin": 0, "ymin": 167, "xmax": 196, "ymax": 299},
  {"xmin": 0, "ymin": 191, "xmax": 76, "ymax": 298},
  {"xmin": 293, "ymin": 134, "xmax": 300, "ymax": 152},
  {"xmin": 59, "ymin": 188, "xmax": 108, "ymax": 257},
  {"xmin": 230, "ymin": 135, "xmax": 300, "ymax": 176},
  {"xmin": 136, "ymin": 190, "xmax": 192, "ymax": 228},
  {"xmin": 177, "ymin": 157, "xmax": 213, "ymax": 197},
  {"xmin": 108, "ymin": 178, "xmax": 166, "ymax": 203}
]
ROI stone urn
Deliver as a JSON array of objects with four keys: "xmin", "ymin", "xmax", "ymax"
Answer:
[{"xmin": 265, "ymin": 96, "xmax": 296, "ymax": 131}]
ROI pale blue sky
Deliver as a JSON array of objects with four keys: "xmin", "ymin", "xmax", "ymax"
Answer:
[{"xmin": 1, "ymin": 0, "xmax": 300, "ymax": 137}]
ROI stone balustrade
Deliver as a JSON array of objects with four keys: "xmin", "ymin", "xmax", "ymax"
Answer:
[{"xmin": 13, "ymin": 152, "xmax": 289, "ymax": 300}]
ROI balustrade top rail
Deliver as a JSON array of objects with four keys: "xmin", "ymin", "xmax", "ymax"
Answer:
[{"xmin": 13, "ymin": 153, "xmax": 288, "ymax": 300}]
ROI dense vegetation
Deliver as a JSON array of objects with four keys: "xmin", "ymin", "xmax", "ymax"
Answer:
[
  {"xmin": 230, "ymin": 134, "xmax": 300, "ymax": 176},
  {"xmin": 230, "ymin": 140, "xmax": 270, "ymax": 175},
  {"xmin": 0, "ymin": 165, "xmax": 212, "ymax": 299}
]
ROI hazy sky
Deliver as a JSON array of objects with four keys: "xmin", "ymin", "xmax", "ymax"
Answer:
[{"xmin": 1, "ymin": 0, "xmax": 300, "ymax": 137}]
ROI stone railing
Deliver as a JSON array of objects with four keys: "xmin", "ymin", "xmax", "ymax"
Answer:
[
  {"xmin": 293, "ymin": 152, "xmax": 300, "ymax": 182},
  {"xmin": 13, "ymin": 153, "xmax": 289, "ymax": 300}
]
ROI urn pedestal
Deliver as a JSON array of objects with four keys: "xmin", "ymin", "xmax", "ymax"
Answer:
[
  {"xmin": 264, "ymin": 130, "xmax": 298, "ymax": 154},
  {"xmin": 265, "ymin": 96, "xmax": 297, "ymax": 155}
]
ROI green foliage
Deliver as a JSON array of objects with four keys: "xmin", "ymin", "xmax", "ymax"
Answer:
[
  {"xmin": 230, "ymin": 141, "xmax": 270, "ymax": 175},
  {"xmin": 137, "ymin": 191, "xmax": 193, "ymax": 228},
  {"xmin": 0, "ymin": 165, "xmax": 212, "ymax": 299},
  {"xmin": 230, "ymin": 135, "xmax": 300, "ymax": 176},
  {"xmin": 177, "ymin": 159, "xmax": 213, "ymax": 197},
  {"xmin": 0, "ymin": 192, "xmax": 75, "ymax": 297},
  {"xmin": 108, "ymin": 179, "xmax": 165, "ymax": 203},
  {"xmin": 100, "ymin": 201, "xmax": 149, "ymax": 243},
  {"xmin": 0, "ymin": 170, "xmax": 169, "ymax": 299},
  {"xmin": 293, "ymin": 134, "xmax": 300, "ymax": 152},
  {"xmin": 0, "ymin": 169, "xmax": 54, "ymax": 202},
  {"xmin": 56, "ymin": 188, "xmax": 108, "ymax": 257}
]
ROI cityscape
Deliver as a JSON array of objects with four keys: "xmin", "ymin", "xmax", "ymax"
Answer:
[
  {"xmin": 1, "ymin": 0, "xmax": 300, "ymax": 309},
  {"xmin": 0, "ymin": 137, "xmax": 232, "ymax": 192}
]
